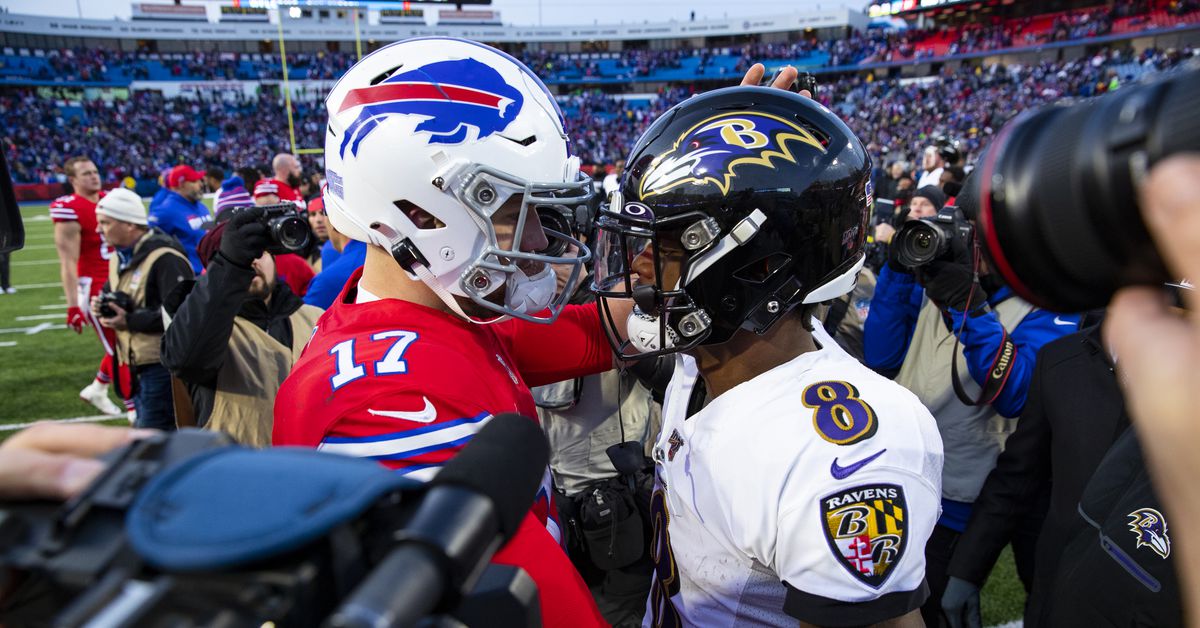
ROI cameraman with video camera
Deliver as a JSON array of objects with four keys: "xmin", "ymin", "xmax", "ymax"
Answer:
[
  {"xmin": 160, "ymin": 204, "xmax": 322, "ymax": 447},
  {"xmin": 90, "ymin": 189, "xmax": 194, "ymax": 432},
  {"xmin": 863, "ymin": 173, "xmax": 1079, "ymax": 626}
]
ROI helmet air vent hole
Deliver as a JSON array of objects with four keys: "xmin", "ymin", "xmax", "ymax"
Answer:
[
  {"xmin": 394, "ymin": 201, "xmax": 445, "ymax": 230},
  {"xmin": 733, "ymin": 253, "xmax": 792, "ymax": 285},
  {"xmin": 369, "ymin": 65, "xmax": 404, "ymax": 86}
]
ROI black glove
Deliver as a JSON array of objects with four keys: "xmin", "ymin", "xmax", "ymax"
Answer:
[
  {"xmin": 941, "ymin": 576, "xmax": 982, "ymax": 628},
  {"xmin": 218, "ymin": 206, "xmax": 270, "ymax": 269},
  {"xmin": 919, "ymin": 258, "xmax": 983, "ymax": 313}
]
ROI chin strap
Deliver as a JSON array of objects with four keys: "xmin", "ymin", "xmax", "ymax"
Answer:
[
  {"xmin": 374, "ymin": 223, "xmax": 508, "ymax": 326},
  {"xmin": 409, "ymin": 261, "xmax": 511, "ymax": 326}
]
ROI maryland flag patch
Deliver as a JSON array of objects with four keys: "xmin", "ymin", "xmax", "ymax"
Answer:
[{"xmin": 820, "ymin": 483, "xmax": 908, "ymax": 589}]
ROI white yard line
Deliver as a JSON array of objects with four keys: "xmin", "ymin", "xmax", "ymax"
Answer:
[
  {"xmin": 0, "ymin": 415, "xmax": 120, "ymax": 431},
  {"xmin": 17, "ymin": 244, "xmax": 57, "ymax": 251},
  {"xmin": 39, "ymin": 303, "xmax": 68, "ymax": 310},
  {"xmin": 11, "ymin": 282, "xmax": 63, "ymax": 290},
  {"xmin": 10, "ymin": 259, "xmax": 59, "ymax": 267},
  {"xmin": 15, "ymin": 313, "xmax": 65, "ymax": 321},
  {"xmin": 0, "ymin": 323, "xmax": 65, "ymax": 335},
  {"xmin": 0, "ymin": 341, "xmax": 16, "ymax": 348}
]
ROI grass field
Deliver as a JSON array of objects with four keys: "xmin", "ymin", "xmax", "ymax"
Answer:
[
  {"xmin": 0, "ymin": 202, "xmax": 128, "ymax": 427},
  {"xmin": 0, "ymin": 201, "xmax": 1028, "ymax": 625}
]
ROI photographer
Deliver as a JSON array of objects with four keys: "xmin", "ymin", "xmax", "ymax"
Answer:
[
  {"xmin": 533, "ymin": 247, "xmax": 664, "ymax": 628},
  {"xmin": 941, "ymin": 309, "xmax": 1184, "ymax": 628},
  {"xmin": 160, "ymin": 206, "xmax": 323, "ymax": 447},
  {"xmin": 90, "ymin": 189, "xmax": 194, "ymax": 431},
  {"xmin": 862, "ymin": 173, "xmax": 1079, "ymax": 625},
  {"xmin": 1108, "ymin": 156, "xmax": 1200, "ymax": 624}
]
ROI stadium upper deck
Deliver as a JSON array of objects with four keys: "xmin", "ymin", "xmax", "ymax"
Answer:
[{"xmin": 1, "ymin": 0, "xmax": 1197, "ymax": 88}]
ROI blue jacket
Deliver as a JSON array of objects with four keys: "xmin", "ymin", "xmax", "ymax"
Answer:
[
  {"xmin": 863, "ymin": 266, "xmax": 1080, "ymax": 419},
  {"xmin": 148, "ymin": 190, "xmax": 210, "ymax": 273},
  {"xmin": 304, "ymin": 240, "xmax": 366, "ymax": 310},
  {"xmin": 320, "ymin": 239, "xmax": 342, "ymax": 270},
  {"xmin": 149, "ymin": 186, "xmax": 170, "ymax": 213}
]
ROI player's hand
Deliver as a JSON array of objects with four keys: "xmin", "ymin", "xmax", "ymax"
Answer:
[
  {"xmin": 941, "ymin": 577, "xmax": 982, "ymax": 628},
  {"xmin": 738, "ymin": 63, "xmax": 811, "ymax": 98},
  {"xmin": 219, "ymin": 206, "xmax": 271, "ymax": 269},
  {"xmin": 99, "ymin": 303, "xmax": 128, "ymax": 331},
  {"xmin": 1106, "ymin": 155, "xmax": 1200, "ymax": 596},
  {"xmin": 66, "ymin": 306, "xmax": 87, "ymax": 334},
  {"xmin": 0, "ymin": 423, "xmax": 154, "ymax": 500}
]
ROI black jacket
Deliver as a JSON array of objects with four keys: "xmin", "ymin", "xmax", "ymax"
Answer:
[
  {"xmin": 160, "ymin": 253, "xmax": 307, "ymax": 426},
  {"xmin": 1045, "ymin": 427, "xmax": 1182, "ymax": 627},
  {"xmin": 946, "ymin": 323, "xmax": 1130, "ymax": 624},
  {"xmin": 105, "ymin": 229, "xmax": 193, "ymax": 336}
]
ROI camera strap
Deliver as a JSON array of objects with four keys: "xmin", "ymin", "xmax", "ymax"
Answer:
[
  {"xmin": 950, "ymin": 328, "xmax": 1016, "ymax": 407},
  {"xmin": 947, "ymin": 246, "xmax": 1016, "ymax": 407}
]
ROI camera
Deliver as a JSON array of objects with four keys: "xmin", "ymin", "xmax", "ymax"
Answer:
[
  {"xmin": 96, "ymin": 289, "xmax": 134, "ymax": 318},
  {"xmin": 235, "ymin": 203, "xmax": 311, "ymax": 255},
  {"xmin": 0, "ymin": 416, "xmax": 549, "ymax": 627},
  {"xmin": 892, "ymin": 204, "xmax": 974, "ymax": 269},
  {"xmin": 977, "ymin": 65, "xmax": 1200, "ymax": 312}
]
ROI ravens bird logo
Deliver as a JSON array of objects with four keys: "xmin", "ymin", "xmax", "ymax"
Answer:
[
  {"xmin": 639, "ymin": 111, "xmax": 826, "ymax": 199},
  {"xmin": 1128, "ymin": 507, "xmax": 1171, "ymax": 559}
]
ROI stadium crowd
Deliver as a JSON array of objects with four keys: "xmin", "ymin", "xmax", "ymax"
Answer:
[
  {"xmin": 4, "ymin": 0, "xmax": 1196, "ymax": 88},
  {"xmin": 5, "ymin": 43, "xmax": 1191, "ymax": 189}
]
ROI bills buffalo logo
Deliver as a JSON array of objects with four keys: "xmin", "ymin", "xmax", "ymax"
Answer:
[
  {"xmin": 820, "ymin": 483, "xmax": 908, "ymax": 588},
  {"xmin": 639, "ymin": 111, "xmax": 826, "ymax": 199},
  {"xmin": 336, "ymin": 58, "xmax": 524, "ymax": 158},
  {"xmin": 1128, "ymin": 507, "xmax": 1171, "ymax": 559}
]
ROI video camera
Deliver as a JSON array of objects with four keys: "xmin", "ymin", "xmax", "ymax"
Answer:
[
  {"xmin": 96, "ymin": 289, "xmax": 135, "ymax": 318},
  {"xmin": 892, "ymin": 204, "xmax": 974, "ymax": 269},
  {"xmin": 0, "ymin": 415, "xmax": 550, "ymax": 628}
]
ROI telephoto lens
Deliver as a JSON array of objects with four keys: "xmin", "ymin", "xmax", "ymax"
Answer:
[{"xmin": 978, "ymin": 65, "xmax": 1200, "ymax": 312}]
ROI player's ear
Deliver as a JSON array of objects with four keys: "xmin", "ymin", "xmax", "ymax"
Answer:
[{"xmin": 395, "ymin": 201, "xmax": 445, "ymax": 230}]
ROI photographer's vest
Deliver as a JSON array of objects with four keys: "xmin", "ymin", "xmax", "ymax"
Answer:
[
  {"xmin": 108, "ymin": 243, "xmax": 188, "ymax": 367},
  {"xmin": 895, "ymin": 296, "xmax": 1035, "ymax": 503},
  {"xmin": 206, "ymin": 305, "xmax": 321, "ymax": 448}
]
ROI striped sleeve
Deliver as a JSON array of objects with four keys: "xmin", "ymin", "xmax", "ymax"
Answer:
[
  {"xmin": 215, "ymin": 189, "xmax": 253, "ymax": 215},
  {"xmin": 49, "ymin": 196, "xmax": 79, "ymax": 222},
  {"xmin": 316, "ymin": 394, "xmax": 492, "ymax": 482}
]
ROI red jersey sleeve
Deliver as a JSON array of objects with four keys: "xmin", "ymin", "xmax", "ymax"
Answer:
[
  {"xmin": 49, "ymin": 195, "xmax": 80, "ymax": 222},
  {"xmin": 495, "ymin": 303, "xmax": 613, "ymax": 388}
]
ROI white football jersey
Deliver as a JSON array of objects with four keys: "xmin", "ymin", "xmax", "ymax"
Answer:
[{"xmin": 644, "ymin": 323, "xmax": 943, "ymax": 627}]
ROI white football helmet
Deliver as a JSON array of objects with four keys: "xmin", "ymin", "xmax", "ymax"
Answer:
[{"xmin": 323, "ymin": 37, "xmax": 593, "ymax": 323}]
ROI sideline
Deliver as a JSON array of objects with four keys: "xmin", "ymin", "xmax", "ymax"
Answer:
[{"xmin": 0, "ymin": 415, "xmax": 120, "ymax": 432}]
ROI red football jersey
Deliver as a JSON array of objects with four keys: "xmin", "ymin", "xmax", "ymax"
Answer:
[
  {"xmin": 50, "ymin": 191, "xmax": 110, "ymax": 281},
  {"xmin": 263, "ymin": 178, "xmax": 307, "ymax": 211},
  {"xmin": 274, "ymin": 268, "xmax": 612, "ymax": 627}
]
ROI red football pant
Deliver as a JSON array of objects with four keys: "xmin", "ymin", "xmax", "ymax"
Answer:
[{"xmin": 80, "ymin": 276, "xmax": 134, "ymax": 406}]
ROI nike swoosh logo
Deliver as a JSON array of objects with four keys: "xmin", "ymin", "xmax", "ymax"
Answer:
[
  {"xmin": 830, "ymin": 449, "xmax": 887, "ymax": 480},
  {"xmin": 368, "ymin": 397, "xmax": 437, "ymax": 423},
  {"xmin": 1053, "ymin": 316, "xmax": 1076, "ymax": 327}
]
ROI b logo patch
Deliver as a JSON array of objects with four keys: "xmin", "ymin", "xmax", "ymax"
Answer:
[
  {"xmin": 638, "ymin": 111, "xmax": 827, "ymax": 199},
  {"xmin": 820, "ymin": 483, "xmax": 908, "ymax": 589}
]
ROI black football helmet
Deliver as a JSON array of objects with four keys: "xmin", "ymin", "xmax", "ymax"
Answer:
[{"xmin": 592, "ymin": 86, "xmax": 873, "ymax": 358}]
